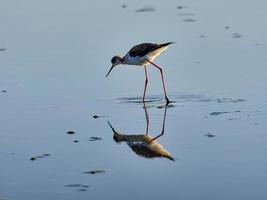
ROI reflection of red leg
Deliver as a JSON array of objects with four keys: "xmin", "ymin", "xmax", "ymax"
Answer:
[
  {"xmin": 150, "ymin": 104, "xmax": 168, "ymax": 142},
  {"xmin": 146, "ymin": 60, "xmax": 170, "ymax": 104},
  {"xmin": 142, "ymin": 65, "xmax": 148, "ymax": 102},
  {"xmin": 143, "ymin": 102, "xmax": 149, "ymax": 135}
]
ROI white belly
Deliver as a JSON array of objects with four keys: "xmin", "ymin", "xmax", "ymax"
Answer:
[{"xmin": 124, "ymin": 55, "xmax": 148, "ymax": 66}]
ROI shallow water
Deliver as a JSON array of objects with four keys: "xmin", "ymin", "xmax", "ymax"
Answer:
[{"xmin": 1, "ymin": 0, "xmax": 267, "ymax": 200}]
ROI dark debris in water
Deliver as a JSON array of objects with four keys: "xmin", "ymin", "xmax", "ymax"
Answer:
[
  {"xmin": 77, "ymin": 188, "xmax": 88, "ymax": 191},
  {"xmin": 92, "ymin": 115, "xmax": 108, "ymax": 119},
  {"xmin": 1, "ymin": 90, "xmax": 7, "ymax": 93},
  {"xmin": 118, "ymin": 96, "xmax": 162, "ymax": 104},
  {"xmin": 117, "ymin": 96, "xmax": 176, "ymax": 105},
  {"xmin": 205, "ymin": 133, "xmax": 216, "ymax": 138},
  {"xmin": 65, "ymin": 184, "xmax": 82, "ymax": 187},
  {"xmin": 183, "ymin": 19, "xmax": 196, "ymax": 22},
  {"xmin": 65, "ymin": 184, "xmax": 90, "ymax": 192},
  {"xmin": 73, "ymin": 140, "xmax": 79, "ymax": 143},
  {"xmin": 83, "ymin": 169, "xmax": 106, "ymax": 175},
  {"xmin": 0, "ymin": 48, "xmax": 6, "ymax": 51},
  {"xmin": 173, "ymin": 95, "xmax": 214, "ymax": 103},
  {"xmin": 135, "ymin": 6, "xmax": 155, "ymax": 13},
  {"xmin": 118, "ymin": 95, "xmax": 246, "ymax": 105},
  {"xmin": 30, "ymin": 153, "xmax": 51, "ymax": 161},
  {"xmin": 225, "ymin": 26, "xmax": 230, "ymax": 29},
  {"xmin": 66, "ymin": 130, "xmax": 75, "ymax": 134},
  {"xmin": 89, "ymin": 136, "xmax": 103, "ymax": 141},
  {"xmin": 199, "ymin": 34, "xmax": 207, "ymax": 38},
  {"xmin": 122, "ymin": 4, "xmax": 127, "ymax": 8},
  {"xmin": 250, "ymin": 122, "xmax": 259, "ymax": 126},
  {"xmin": 210, "ymin": 110, "xmax": 241, "ymax": 116},
  {"xmin": 157, "ymin": 104, "xmax": 175, "ymax": 109},
  {"xmin": 177, "ymin": 13, "xmax": 195, "ymax": 16},
  {"xmin": 232, "ymin": 32, "xmax": 243, "ymax": 38},
  {"xmin": 177, "ymin": 5, "xmax": 188, "ymax": 9},
  {"xmin": 228, "ymin": 117, "xmax": 240, "ymax": 121},
  {"xmin": 210, "ymin": 111, "xmax": 229, "ymax": 116},
  {"xmin": 216, "ymin": 98, "xmax": 246, "ymax": 103}
]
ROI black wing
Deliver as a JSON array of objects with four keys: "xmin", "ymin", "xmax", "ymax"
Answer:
[{"xmin": 128, "ymin": 42, "xmax": 174, "ymax": 57}]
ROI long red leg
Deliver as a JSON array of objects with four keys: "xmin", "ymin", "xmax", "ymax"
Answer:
[
  {"xmin": 142, "ymin": 65, "xmax": 148, "ymax": 102},
  {"xmin": 146, "ymin": 60, "xmax": 170, "ymax": 104}
]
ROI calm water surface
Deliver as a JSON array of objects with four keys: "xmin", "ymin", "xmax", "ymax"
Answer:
[{"xmin": 0, "ymin": 0, "xmax": 267, "ymax": 199}]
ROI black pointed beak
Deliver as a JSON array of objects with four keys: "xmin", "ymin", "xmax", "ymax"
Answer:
[{"xmin": 105, "ymin": 65, "xmax": 114, "ymax": 77}]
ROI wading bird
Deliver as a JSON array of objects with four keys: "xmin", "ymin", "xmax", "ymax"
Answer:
[{"xmin": 106, "ymin": 42, "xmax": 174, "ymax": 104}]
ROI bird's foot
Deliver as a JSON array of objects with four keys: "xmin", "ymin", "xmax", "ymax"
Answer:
[
  {"xmin": 165, "ymin": 97, "xmax": 170, "ymax": 105},
  {"xmin": 142, "ymin": 98, "xmax": 146, "ymax": 103}
]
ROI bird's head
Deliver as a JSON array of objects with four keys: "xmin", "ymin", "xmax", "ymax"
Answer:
[
  {"xmin": 106, "ymin": 55, "xmax": 124, "ymax": 77},
  {"xmin": 107, "ymin": 121, "xmax": 125, "ymax": 143},
  {"xmin": 113, "ymin": 133, "xmax": 124, "ymax": 143}
]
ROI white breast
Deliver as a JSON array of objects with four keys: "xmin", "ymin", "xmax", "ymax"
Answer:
[{"xmin": 124, "ymin": 54, "xmax": 147, "ymax": 66}]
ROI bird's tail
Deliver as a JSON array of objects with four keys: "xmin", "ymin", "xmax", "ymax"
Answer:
[
  {"xmin": 167, "ymin": 156, "xmax": 176, "ymax": 162},
  {"xmin": 160, "ymin": 42, "xmax": 175, "ymax": 47},
  {"xmin": 154, "ymin": 42, "xmax": 174, "ymax": 51}
]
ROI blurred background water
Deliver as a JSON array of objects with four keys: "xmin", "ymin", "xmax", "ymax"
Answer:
[{"xmin": 0, "ymin": 0, "xmax": 267, "ymax": 199}]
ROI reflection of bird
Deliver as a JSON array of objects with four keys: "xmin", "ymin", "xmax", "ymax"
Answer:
[
  {"xmin": 107, "ymin": 103, "xmax": 175, "ymax": 161},
  {"xmin": 106, "ymin": 42, "xmax": 174, "ymax": 104}
]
